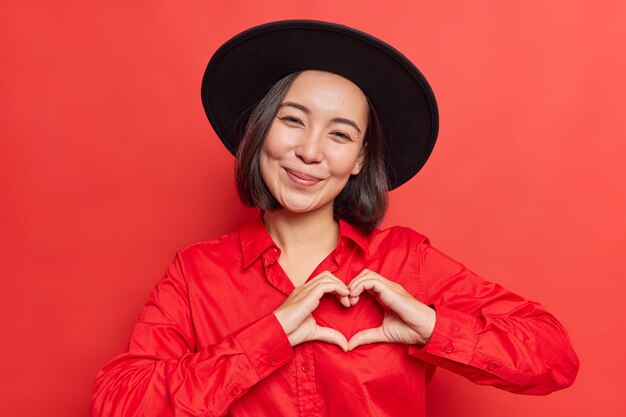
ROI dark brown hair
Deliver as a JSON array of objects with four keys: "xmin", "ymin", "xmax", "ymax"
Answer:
[{"xmin": 235, "ymin": 71, "xmax": 389, "ymax": 234}]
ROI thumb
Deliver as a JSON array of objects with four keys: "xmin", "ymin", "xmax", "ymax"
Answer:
[
  {"xmin": 348, "ymin": 327, "xmax": 386, "ymax": 350},
  {"xmin": 312, "ymin": 325, "xmax": 349, "ymax": 352}
]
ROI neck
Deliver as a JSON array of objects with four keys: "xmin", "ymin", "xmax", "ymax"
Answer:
[{"xmin": 262, "ymin": 206, "xmax": 339, "ymax": 254}]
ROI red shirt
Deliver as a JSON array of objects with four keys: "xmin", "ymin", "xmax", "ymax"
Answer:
[{"xmin": 92, "ymin": 215, "xmax": 579, "ymax": 417}]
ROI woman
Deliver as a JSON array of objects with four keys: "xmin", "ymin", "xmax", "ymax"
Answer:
[{"xmin": 91, "ymin": 20, "xmax": 579, "ymax": 417}]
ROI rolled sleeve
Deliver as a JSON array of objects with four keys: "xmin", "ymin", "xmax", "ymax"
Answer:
[{"xmin": 408, "ymin": 305, "xmax": 476, "ymax": 364}]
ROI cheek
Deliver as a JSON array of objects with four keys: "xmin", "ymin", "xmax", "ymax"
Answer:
[
  {"xmin": 261, "ymin": 141, "xmax": 282, "ymax": 161},
  {"xmin": 259, "ymin": 138, "xmax": 284, "ymax": 186},
  {"xmin": 259, "ymin": 147, "xmax": 276, "ymax": 184},
  {"xmin": 326, "ymin": 147, "xmax": 363, "ymax": 175},
  {"xmin": 262, "ymin": 125, "xmax": 293, "ymax": 160}
]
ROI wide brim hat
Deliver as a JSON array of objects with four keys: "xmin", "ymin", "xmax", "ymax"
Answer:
[{"xmin": 201, "ymin": 20, "xmax": 438, "ymax": 190}]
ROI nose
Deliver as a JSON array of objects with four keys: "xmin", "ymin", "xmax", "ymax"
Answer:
[{"xmin": 294, "ymin": 132, "xmax": 324, "ymax": 164}]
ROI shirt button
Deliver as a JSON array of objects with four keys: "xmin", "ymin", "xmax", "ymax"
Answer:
[
  {"xmin": 444, "ymin": 344, "xmax": 453, "ymax": 354},
  {"xmin": 269, "ymin": 357, "xmax": 277, "ymax": 366},
  {"xmin": 487, "ymin": 361, "xmax": 497, "ymax": 371},
  {"xmin": 230, "ymin": 386, "xmax": 240, "ymax": 397},
  {"xmin": 302, "ymin": 363, "xmax": 310, "ymax": 372}
]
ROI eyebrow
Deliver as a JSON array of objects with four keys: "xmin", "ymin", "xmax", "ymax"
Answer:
[{"xmin": 279, "ymin": 101, "xmax": 362, "ymax": 134}]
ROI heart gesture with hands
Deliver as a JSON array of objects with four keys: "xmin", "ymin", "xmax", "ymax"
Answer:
[
  {"xmin": 346, "ymin": 269, "xmax": 436, "ymax": 349},
  {"xmin": 273, "ymin": 269, "xmax": 436, "ymax": 351},
  {"xmin": 274, "ymin": 272, "xmax": 352, "ymax": 351}
]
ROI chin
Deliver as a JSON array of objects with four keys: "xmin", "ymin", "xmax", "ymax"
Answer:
[
  {"xmin": 277, "ymin": 197, "xmax": 330, "ymax": 215},
  {"xmin": 281, "ymin": 204, "xmax": 319, "ymax": 214}
]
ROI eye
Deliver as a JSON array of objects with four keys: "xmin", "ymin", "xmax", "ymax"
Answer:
[
  {"xmin": 277, "ymin": 115, "xmax": 303, "ymax": 126},
  {"xmin": 330, "ymin": 131, "xmax": 352, "ymax": 141}
]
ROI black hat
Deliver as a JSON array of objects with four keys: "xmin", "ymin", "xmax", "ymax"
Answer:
[{"xmin": 201, "ymin": 20, "xmax": 438, "ymax": 190}]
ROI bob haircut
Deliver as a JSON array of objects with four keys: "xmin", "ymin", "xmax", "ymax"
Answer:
[{"xmin": 235, "ymin": 71, "xmax": 389, "ymax": 234}]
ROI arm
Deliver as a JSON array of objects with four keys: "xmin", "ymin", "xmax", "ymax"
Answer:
[
  {"xmin": 90, "ymin": 253, "xmax": 294, "ymax": 417},
  {"xmin": 407, "ymin": 238, "xmax": 580, "ymax": 394}
]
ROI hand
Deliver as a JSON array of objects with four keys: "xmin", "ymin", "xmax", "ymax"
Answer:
[
  {"xmin": 274, "ymin": 271, "xmax": 351, "ymax": 351},
  {"xmin": 347, "ymin": 269, "xmax": 436, "ymax": 350}
]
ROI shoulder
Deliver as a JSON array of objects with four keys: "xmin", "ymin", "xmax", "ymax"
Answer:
[
  {"xmin": 178, "ymin": 230, "xmax": 240, "ymax": 256},
  {"xmin": 367, "ymin": 224, "xmax": 430, "ymax": 249},
  {"xmin": 358, "ymin": 224, "xmax": 432, "ymax": 271},
  {"xmin": 174, "ymin": 229, "xmax": 243, "ymax": 275},
  {"xmin": 370, "ymin": 225, "xmax": 464, "ymax": 273}
]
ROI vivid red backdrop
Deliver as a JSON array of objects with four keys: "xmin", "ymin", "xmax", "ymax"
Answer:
[{"xmin": 1, "ymin": 1, "xmax": 625, "ymax": 416}]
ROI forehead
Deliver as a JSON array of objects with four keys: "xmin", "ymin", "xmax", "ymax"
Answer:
[{"xmin": 283, "ymin": 70, "xmax": 369, "ymax": 120}]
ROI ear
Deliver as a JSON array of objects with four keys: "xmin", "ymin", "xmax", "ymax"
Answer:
[{"xmin": 351, "ymin": 146, "xmax": 365, "ymax": 175}]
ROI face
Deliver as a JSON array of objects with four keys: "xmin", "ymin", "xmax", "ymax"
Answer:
[{"xmin": 260, "ymin": 70, "xmax": 368, "ymax": 215}]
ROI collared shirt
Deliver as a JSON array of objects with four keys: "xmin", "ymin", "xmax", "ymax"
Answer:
[{"xmin": 91, "ymin": 215, "xmax": 579, "ymax": 417}]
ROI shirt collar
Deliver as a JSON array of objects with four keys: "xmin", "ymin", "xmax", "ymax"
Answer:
[
  {"xmin": 338, "ymin": 218, "xmax": 370, "ymax": 256},
  {"xmin": 239, "ymin": 213, "xmax": 371, "ymax": 269},
  {"xmin": 239, "ymin": 214, "xmax": 277, "ymax": 269}
]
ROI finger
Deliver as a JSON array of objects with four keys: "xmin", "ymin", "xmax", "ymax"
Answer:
[
  {"xmin": 348, "ymin": 269, "xmax": 385, "ymax": 294},
  {"xmin": 319, "ymin": 282, "xmax": 351, "ymax": 308},
  {"xmin": 348, "ymin": 273, "xmax": 379, "ymax": 305},
  {"xmin": 350, "ymin": 278, "xmax": 410, "ymax": 315},
  {"xmin": 276, "ymin": 281, "xmax": 350, "ymax": 332},
  {"xmin": 349, "ymin": 269, "xmax": 395, "ymax": 291},
  {"xmin": 312, "ymin": 325, "xmax": 349, "ymax": 351},
  {"xmin": 346, "ymin": 268, "xmax": 371, "ymax": 288},
  {"xmin": 307, "ymin": 279, "xmax": 349, "ymax": 296},
  {"xmin": 311, "ymin": 281, "xmax": 350, "ymax": 298},
  {"xmin": 349, "ymin": 276, "xmax": 387, "ymax": 298},
  {"xmin": 309, "ymin": 270, "xmax": 346, "ymax": 286},
  {"xmin": 338, "ymin": 293, "xmax": 351, "ymax": 308},
  {"xmin": 347, "ymin": 327, "xmax": 386, "ymax": 350},
  {"xmin": 306, "ymin": 281, "xmax": 351, "ymax": 308},
  {"xmin": 347, "ymin": 270, "xmax": 369, "ymax": 305},
  {"xmin": 307, "ymin": 273, "xmax": 351, "ymax": 305},
  {"xmin": 349, "ymin": 294, "xmax": 359, "ymax": 306}
]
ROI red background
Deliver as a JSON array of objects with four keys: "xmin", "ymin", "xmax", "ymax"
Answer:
[{"xmin": 1, "ymin": 1, "xmax": 625, "ymax": 416}]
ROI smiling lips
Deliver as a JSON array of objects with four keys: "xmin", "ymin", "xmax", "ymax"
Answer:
[{"xmin": 285, "ymin": 168, "xmax": 323, "ymax": 186}]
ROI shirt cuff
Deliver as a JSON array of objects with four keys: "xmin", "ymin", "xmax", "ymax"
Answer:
[
  {"xmin": 234, "ymin": 313, "xmax": 294, "ymax": 380},
  {"xmin": 408, "ymin": 305, "xmax": 477, "ymax": 365}
]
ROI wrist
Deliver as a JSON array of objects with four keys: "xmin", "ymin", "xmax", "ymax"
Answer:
[{"xmin": 422, "ymin": 306, "xmax": 436, "ymax": 343}]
